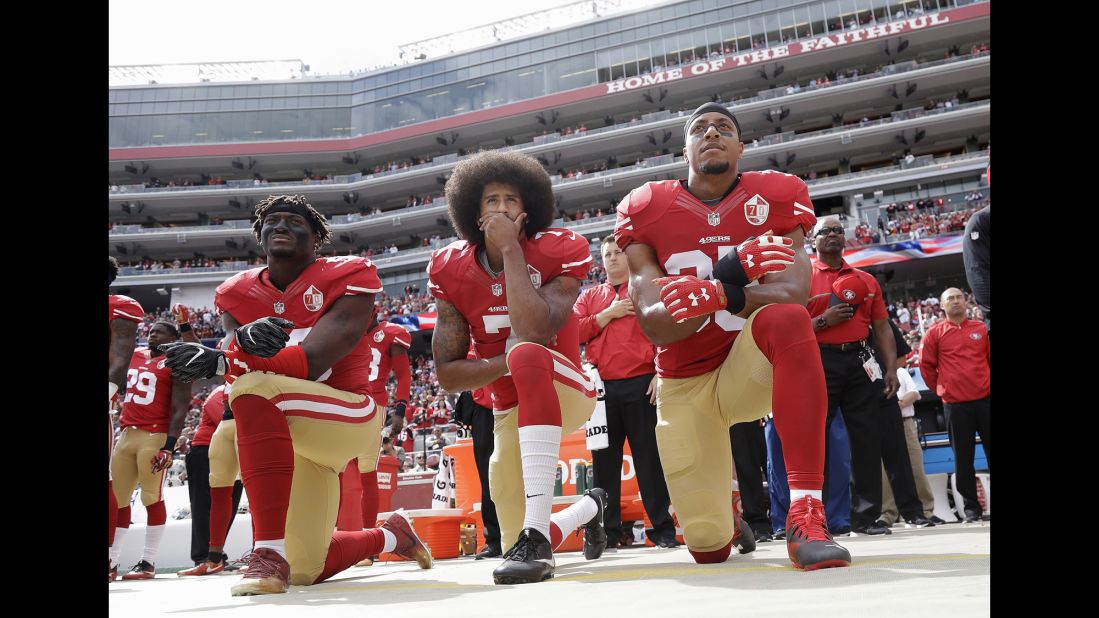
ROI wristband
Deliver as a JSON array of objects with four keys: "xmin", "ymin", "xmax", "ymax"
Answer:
[
  {"xmin": 815, "ymin": 316, "xmax": 827, "ymax": 329},
  {"xmin": 230, "ymin": 345, "xmax": 309, "ymax": 379},
  {"xmin": 163, "ymin": 435, "xmax": 179, "ymax": 451},
  {"xmin": 178, "ymin": 323, "xmax": 192, "ymax": 333},
  {"xmin": 109, "ymin": 382, "xmax": 119, "ymax": 402},
  {"xmin": 721, "ymin": 282, "xmax": 746, "ymax": 314}
]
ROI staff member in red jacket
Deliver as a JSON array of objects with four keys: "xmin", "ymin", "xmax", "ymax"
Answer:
[
  {"xmin": 918, "ymin": 287, "xmax": 990, "ymax": 523},
  {"xmin": 574, "ymin": 235, "xmax": 676, "ymax": 548}
]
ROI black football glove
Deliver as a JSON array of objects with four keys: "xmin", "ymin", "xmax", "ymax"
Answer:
[
  {"xmin": 158, "ymin": 341, "xmax": 228, "ymax": 382},
  {"xmin": 235, "ymin": 317, "xmax": 295, "ymax": 358}
]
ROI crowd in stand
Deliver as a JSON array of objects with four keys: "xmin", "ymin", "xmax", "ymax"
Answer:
[
  {"xmin": 135, "ymin": 306, "xmax": 225, "ymax": 341},
  {"xmin": 848, "ymin": 199, "xmax": 987, "ymax": 246}
]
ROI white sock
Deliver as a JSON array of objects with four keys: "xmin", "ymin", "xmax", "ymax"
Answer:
[
  {"xmin": 142, "ymin": 525, "xmax": 165, "ymax": 564},
  {"xmin": 254, "ymin": 539, "xmax": 287, "ymax": 560},
  {"xmin": 380, "ymin": 528, "xmax": 398, "ymax": 553},
  {"xmin": 790, "ymin": 489, "xmax": 823, "ymax": 502},
  {"xmin": 110, "ymin": 528, "xmax": 129, "ymax": 564},
  {"xmin": 518, "ymin": 424, "xmax": 562, "ymax": 541},
  {"xmin": 550, "ymin": 494, "xmax": 599, "ymax": 540}
]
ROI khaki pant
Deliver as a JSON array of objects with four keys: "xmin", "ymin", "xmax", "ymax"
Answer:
[
  {"xmin": 655, "ymin": 307, "xmax": 774, "ymax": 552},
  {"xmin": 491, "ymin": 343, "xmax": 596, "ymax": 552},
  {"xmin": 880, "ymin": 417, "xmax": 935, "ymax": 524},
  {"xmin": 229, "ymin": 372, "xmax": 382, "ymax": 585},
  {"xmin": 111, "ymin": 427, "xmax": 169, "ymax": 506}
]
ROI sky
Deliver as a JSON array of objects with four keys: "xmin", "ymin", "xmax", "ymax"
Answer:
[{"xmin": 109, "ymin": 0, "xmax": 594, "ymax": 75}]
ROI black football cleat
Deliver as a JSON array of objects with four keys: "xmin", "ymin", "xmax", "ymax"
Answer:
[
  {"xmin": 582, "ymin": 488, "xmax": 608, "ymax": 560},
  {"xmin": 732, "ymin": 513, "xmax": 756, "ymax": 554},
  {"xmin": 493, "ymin": 528, "xmax": 555, "ymax": 585}
]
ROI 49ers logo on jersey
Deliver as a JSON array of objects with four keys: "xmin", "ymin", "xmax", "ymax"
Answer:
[
  {"xmin": 744, "ymin": 194, "xmax": 770, "ymax": 226},
  {"xmin": 303, "ymin": 285, "xmax": 324, "ymax": 312},
  {"xmin": 373, "ymin": 330, "xmax": 386, "ymax": 343}
]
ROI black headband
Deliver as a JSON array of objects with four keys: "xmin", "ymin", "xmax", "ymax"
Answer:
[{"xmin": 684, "ymin": 102, "xmax": 741, "ymax": 137}]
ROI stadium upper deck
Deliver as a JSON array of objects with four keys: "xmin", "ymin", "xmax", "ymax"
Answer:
[{"xmin": 108, "ymin": 0, "xmax": 989, "ymax": 307}]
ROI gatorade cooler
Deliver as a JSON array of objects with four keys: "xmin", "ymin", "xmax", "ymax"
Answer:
[
  {"xmin": 376, "ymin": 455, "xmax": 400, "ymax": 513},
  {"xmin": 443, "ymin": 439, "xmax": 479, "ymax": 515},
  {"xmin": 376, "ymin": 508, "xmax": 465, "ymax": 561}
]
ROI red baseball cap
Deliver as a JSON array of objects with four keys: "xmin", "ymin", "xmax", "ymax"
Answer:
[{"xmin": 832, "ymin": 273, "xmax": 871, "ymax": 305}]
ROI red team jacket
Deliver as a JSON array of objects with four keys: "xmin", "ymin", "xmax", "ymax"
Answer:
[
  {"xmin": 919, "ymin": 318, "xmax": 990, "ymax": 403},
  {"xmin": 215, "ymin": 256, "xmax": 384, "ymax": 396},
  {"xmin": 364, "ymin": 320, "xmax": 412, "ymax": 404},
  {"xmin": 120, "ymin": 348, "xmax": 175, "ymax": 433},
  {"xmin": 614, "ymin": 173, "xmax": 816, "ymax": 378},
  {"xmin": 427, "ymin": 230, "xmax": 593, "ymax": 411},
  {"xmin": 573, "ymin": 282, "xmax": 656, "ymax": 380},
  {"xmin": 191, "ymin": 385, "xmax": 227, "ymax": 448}
]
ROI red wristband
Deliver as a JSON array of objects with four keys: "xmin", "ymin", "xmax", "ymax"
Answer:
[{"xmin": 228, "ymin": 345, "xmax": 309, "ymax": 380}]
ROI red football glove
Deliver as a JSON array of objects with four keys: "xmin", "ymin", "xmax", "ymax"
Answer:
[
  {"xmin": 715, "ymin": 235, "xmax": 797, "ymax": 286},
  {"xmin": 653, "ymin": 276, "xmax": 727, "ymax": 323},
  {"xmin": 172, "ymin": 303, "xmax": 191, "ymax": 326},
  {"xmin": 151, "ymin": 449, "xmax": 173, "ymax": 473}
]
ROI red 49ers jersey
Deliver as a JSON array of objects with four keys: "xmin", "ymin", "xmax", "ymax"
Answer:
[
  {"xmin": 215, "ymin": 256, "xmax": 383, "ymax": 396},
  {"xmin": 365, "ymin": 320, "xmax": 412, "ymax": 401},
  {"xmin": 191, "ymin": 384, "xmax": 227, "ymax": 447},
  {"xmin": 427, "ymin": 229, "xmax": 593, "ymax": 411},
  {"xmin": 615, "ymin": 172, "xmax": 816, "ymax": 378},
  {"xmin": 109, "ymin": 294, "xmax": 144, "ymax": 364},
  {"xmin": 119, "ymin": 348, "xmax": 175, "ymax": 431}
]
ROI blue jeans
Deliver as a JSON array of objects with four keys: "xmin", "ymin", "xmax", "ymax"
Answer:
[{"xmin": 766, "ymin": 412, "xmax": 852, "ymax": 532}]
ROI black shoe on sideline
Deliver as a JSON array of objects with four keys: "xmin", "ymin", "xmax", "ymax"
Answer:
[
  {"xmin": 905, "ymin": 514, "xmax": 934, "ymax": 528},
  {"xmin": 853, "ymin": 521, "xmax": 892, "ymax": 536},
  {"xmin": 493, "ymin": 528, "xmax": 555, "ymax": 585},
  {"xmin": 475, "ymin": 543, "xmax": 502, "ymax": 560}
]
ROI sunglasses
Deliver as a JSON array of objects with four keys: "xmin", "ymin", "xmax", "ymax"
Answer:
[{"xmin": 815, "ymin": 226, "xmax": 845, "ymax": 237}]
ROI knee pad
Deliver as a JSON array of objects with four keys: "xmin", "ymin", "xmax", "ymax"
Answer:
[{"xmin": 676, "ymin": 489, "xmax": 733, "ymax": 552}]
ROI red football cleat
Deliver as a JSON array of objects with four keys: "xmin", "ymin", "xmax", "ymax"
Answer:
[{"xmin": 785, "ymin": 495, "xmax": 851, "ymax": 571}]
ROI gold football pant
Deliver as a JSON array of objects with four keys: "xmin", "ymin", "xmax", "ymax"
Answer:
[
  {"xmin": 655, "ymin": 307, "xmax": 774, "ymax": 552},
  {"xmin": 111, "ymin": 427, "xmax": 169, "ymax": 507},
  {"xmin": 228, "ymin": 372, "xmax": 381, "ymax": 585},
  {"xmin": 491, "ymin": 343, "xmax": 596, "ymax": 552},
  {"xmin": 208, "ymin": 418, "xmax": 240, "ymax": 488}
]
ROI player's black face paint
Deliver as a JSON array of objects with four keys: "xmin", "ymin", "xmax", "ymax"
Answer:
[
  {"xmin": 688, "ymin": 121, "xmax": 736, "ymax": 138},
  {"xmin": 261, "ymin": 210, "xmax": 315, "ymax": 257},
  {"xmin": 147, "ymin": 324, "xmax": 178, "ymax": 357}
]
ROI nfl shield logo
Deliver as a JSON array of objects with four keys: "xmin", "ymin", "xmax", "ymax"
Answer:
[
  {"xmin": 744, "ymin": 194, "xmax": 770, "ymax": 226},
  {"xmin": 491, "ymin": 283, "xmax": 503, "ymax": 296},
  {"xmin": 707, "ymin": 212, "xmax": 721, "ymax": 227},
  {"xmin": 273, "ymin": 301, "xmax": 285, "ymax": 315},
  {"xmin": 527, "ymin": 265, "xmax": 542, "ymax": 288},
  {"xmin": 303, "ymin": 285, "xmax": 324, "ymax": 312}
]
